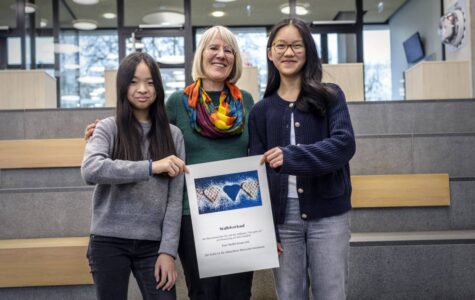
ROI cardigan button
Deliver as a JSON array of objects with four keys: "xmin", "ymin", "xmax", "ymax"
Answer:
[
  {"xmin": 297, "ymin": 188, "xmax": 304, "ymax": 193},
  {"xmin": 295, "ymin": 122, "xmax": 300, "ymax": 128},
  {"xmin": 301, "ymin": 213, "xmax": 308, "ymax": 219},
  {"xmin": 289, "ymin": 103, "xmax": 294, "ymax": 108}
]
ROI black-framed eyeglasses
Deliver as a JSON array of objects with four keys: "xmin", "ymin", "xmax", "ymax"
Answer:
[{"xmin": 272, "ymin": 42, "xmax": 305, "ymax": 55}]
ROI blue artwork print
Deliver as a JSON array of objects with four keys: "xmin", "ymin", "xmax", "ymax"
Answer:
[{"xmin": 194, "ymin": 170, "xmax": 262, "ymax": 214}]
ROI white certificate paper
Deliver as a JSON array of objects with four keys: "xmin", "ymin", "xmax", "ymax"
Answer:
[{"xmin": 185, "ymin": 155, "xmax": 279, "ymax": 278}]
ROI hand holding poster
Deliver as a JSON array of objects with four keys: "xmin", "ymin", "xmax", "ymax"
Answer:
[{"xmin": 185, "ymin": 155, "xmax": 279, "ymax": 278}]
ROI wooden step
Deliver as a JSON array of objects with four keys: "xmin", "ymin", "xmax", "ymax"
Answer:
[{"xmin": 0, "ymin": 237, "xmax": 91, "ymax": 288}]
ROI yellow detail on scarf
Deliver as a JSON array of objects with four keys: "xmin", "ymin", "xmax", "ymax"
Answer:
[{"xmin": 211, "ymin": 105, "xmax": 236, "ymax": 129}]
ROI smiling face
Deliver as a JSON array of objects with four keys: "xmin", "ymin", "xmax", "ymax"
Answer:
[
  {"xmin": 268, "ymin": 25, "xmax": 306, "ymax": 80},
  {"xmin": 127, "ymin": 60, "xmax": 156, "ymax": 122},
  {"xmin": 201, "ymin": 33, "xmax": 235, "ymax": 90}
]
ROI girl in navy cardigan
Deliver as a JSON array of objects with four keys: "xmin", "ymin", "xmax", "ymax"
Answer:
[{"xmin": 248, "ymin": 18, "xmax": 356, "ymax": 300}]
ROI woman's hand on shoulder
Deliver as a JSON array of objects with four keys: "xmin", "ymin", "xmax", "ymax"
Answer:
[
  {"xmin": 84, "ymin": 119, "xmax": 100, "ymax": 141},
  {"xmin": 154, "ymin": 253, "xmax": 177, "ymax": 291},
  {"xmin": 152, "ymin": 155, "xmax": 188, "ymax": 177}
]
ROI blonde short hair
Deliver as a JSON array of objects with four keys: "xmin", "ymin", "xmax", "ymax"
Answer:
[{"xmin": 192, "ymin": 26, "xmax": 243, "ymax": 83}]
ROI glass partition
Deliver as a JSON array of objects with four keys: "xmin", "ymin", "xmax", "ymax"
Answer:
[
  {"xmin": 126, "ymin": 36, "xmax": 186, "ymax": 101},
  {"xmin": 0, "ymin": 0, "xmax": 469, "ymax": 107},
  {"xmin": 58, "ymin": 0, "xmax": 118, "ymax": 107}
]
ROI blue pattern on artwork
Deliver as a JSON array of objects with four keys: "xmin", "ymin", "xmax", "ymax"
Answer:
[
  {"xmin": 194, "ymin": 170, "xmax": 262, "ymax": 214},
  {"xmin": 223, "ymin": 184, "xmax": 241, "ymax": 201}
]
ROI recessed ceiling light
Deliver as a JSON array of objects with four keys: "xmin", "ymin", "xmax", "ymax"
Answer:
[
  {"xmin": 73, "ymin": 19, "xmax": 98, "ymax": 30},
  {"xmin": 211, "ymin": 11, "xmax": 225, "ymax": 17},
  {"xmin": 142, "ymin": 11, "xmax": 184, "ymax": 26},
  {"xmin": 281, "ymin": 4, "xmax": 309, "ymax": 16},
  {"xmin": 102, "ymin": 13, "xmax": 116, "ymax": 19},
  {"xmin": 72, "ymin": 0, "xmax": 99, "ymax": 5},
  {"xmin": 40, "ymin": 18, "xmax": 48, "ymax": 28},
  {"xmin": 9, "ymin": 3, "xmax": 37, "ymax": 14},
  {"xmin": 25, "ymin": 3, "xmax": 37, "ymax": 14}
]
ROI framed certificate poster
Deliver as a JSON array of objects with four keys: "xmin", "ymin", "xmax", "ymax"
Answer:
[{"xmin": 185, "ymin": 155, "xmax": 279, "ymax": 278}]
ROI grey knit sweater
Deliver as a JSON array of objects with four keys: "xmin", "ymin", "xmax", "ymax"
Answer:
[{"xmin": 81, "ymin": 116, "xmax": 185, "ymax": 257}]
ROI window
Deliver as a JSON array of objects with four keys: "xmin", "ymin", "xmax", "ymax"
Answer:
[
  {"xmin": 363, "ymin": 28, "xmax": 391, "ymax": 101},
  {"xmin": 59, "ymin": 30, "xmax": 118, "ymax": 108}
]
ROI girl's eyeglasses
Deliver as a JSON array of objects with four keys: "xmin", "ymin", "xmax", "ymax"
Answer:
[{"xmin": 272, "ymin": 42, "xmax": 305, "ymax": 55}]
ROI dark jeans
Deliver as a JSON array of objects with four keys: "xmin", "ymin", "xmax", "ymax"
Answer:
[
  {"xmin": 87, "ymin": 234, "xmax": 176, "ymax": 300},
  {"xmin": 178, "ymin": 215, "xmax": 253, "ymax": 300}
]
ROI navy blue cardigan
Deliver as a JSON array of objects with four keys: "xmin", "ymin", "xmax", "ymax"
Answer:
[{"xmin": 248, "ymin": 83, "xmax": 356, "ymax": 225}]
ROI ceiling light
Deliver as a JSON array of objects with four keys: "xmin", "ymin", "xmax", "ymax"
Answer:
[
  {"xmin": 72, "ymin": 0, "xmax": 99, "ymax": 5},
  {"xmin": 25, "ymin": 3, "xmax": 37, "ymax": 14},
  {"xmin": 40, "ymin": 18, "xmax": 48, "ymax": 28},
  {"xmin": 102, "ymin": 13, "xmax": 116, "ymax": 19},
  {"xmin": 73, "ymin": 19, "xmax": 98, "ymax": 30},
  {"xmin": 143, "ymin": 11, "xmax": 184, "ymax": 26},
  {"xmin": 9, "ymin": 3, "xmax": 37, "ymax": 14},
  {"xmin": 211, "ymin": 11, "xmax": 225, "ymax": 17},
  {"xmin": 281, "ymin": 4, "xmax": 309, "ymax": 16},
  {"xmin": 215, "ymin": 0, "xmax": 236, "ymax": 2},
  {"xmin": 377, "ymin": 2, "xmax": 384, "ymax": 13}
]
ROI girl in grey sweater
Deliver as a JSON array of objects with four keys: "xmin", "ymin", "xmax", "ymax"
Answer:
[{"xmin": 81, "ymin": 52, "xmax": 186, "ymax": 300}]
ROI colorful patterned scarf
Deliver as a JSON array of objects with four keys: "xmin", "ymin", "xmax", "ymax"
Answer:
[{"xmin": 183, "ymin": 79, "xmax": 245, "ymax": 138}]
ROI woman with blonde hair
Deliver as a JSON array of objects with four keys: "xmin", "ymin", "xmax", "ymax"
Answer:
[{"xmin": 166, "ymin": 25, "xmax": 254, "ymax": 300}]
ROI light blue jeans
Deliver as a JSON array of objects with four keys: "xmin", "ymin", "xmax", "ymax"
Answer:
[{"xmin": 273, "ymin": 198, "xmax": 350, "ymax": 300}]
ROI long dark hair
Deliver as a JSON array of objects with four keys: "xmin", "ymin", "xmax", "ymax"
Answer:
[
  {"xmin": 265, "ymin": 18, "xmax": 335, "ymax": 116},
  {"xmin": 113, "ymin": 52, "xmax": 176, "ymax": 161}
]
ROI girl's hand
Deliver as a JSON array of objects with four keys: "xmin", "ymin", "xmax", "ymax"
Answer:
[
  {"xmin": 152, "ymin": 155, "xmax": 188, "ymax": 177},
  {"xmin": 260, "ymin": 147, "xmax": 283, "ymax": 168},
  {"xmin": 154, "ymin": 253, "xmax": 177, "ymax": 291},
  {"xmin": 277, "ymin": 242, "xmax": 284, "ymax": 256},
  {"xmin": 84, "ymin": 119, "xmax": 100, "ymax": 141}
]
